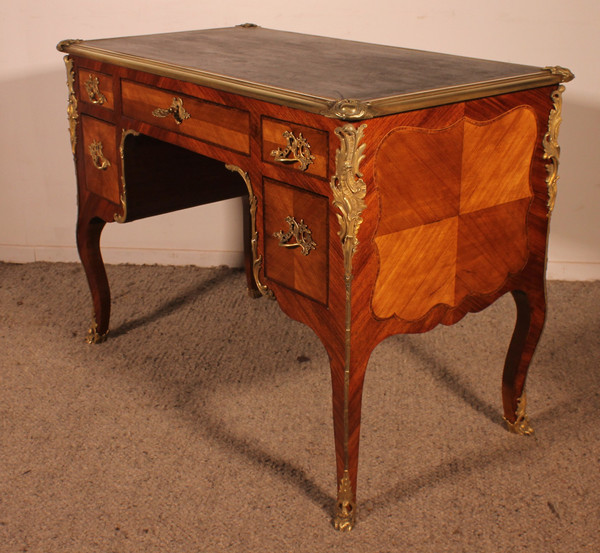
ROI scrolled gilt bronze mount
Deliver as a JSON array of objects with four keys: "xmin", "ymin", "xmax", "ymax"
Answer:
[
  {"xmin": 84, "ymin": 74, "xmax": 107, "ymax": 105},
  {"xmin": 270, "ymin": 130, "xmax": 315, "ymax": 171},
  {"xmin": 152, "ymin": 97, "xmax": 191, "ymax": 125},
  {"xmin": 273, "ymin": 216, "xmax": 317, "ymax": 255},
  {"xmin": 88, "ymin": 140, "xmax": 111, "ymax": 170}
]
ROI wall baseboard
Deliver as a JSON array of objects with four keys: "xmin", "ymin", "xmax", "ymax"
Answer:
[
  {"xmin": 1, "ymin": 245, "xmax": 598, "ymax": 281},
  {"xmin": 0, "ymin": 245, "xmax": 244, "ymax": 268},
  {"xmin": 546, "ymin": 260, "xmax": 600, "ymax": 281}
]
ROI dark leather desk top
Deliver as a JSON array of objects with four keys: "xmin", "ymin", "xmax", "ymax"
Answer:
[{"xmin": 59, "ymin": 25, "xmax": 566, "ymax": 118}]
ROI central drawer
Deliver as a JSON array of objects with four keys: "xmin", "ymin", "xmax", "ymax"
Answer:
[{"xmin": 121, "ymin": 80, "xmax": 250, "ymax": 154}]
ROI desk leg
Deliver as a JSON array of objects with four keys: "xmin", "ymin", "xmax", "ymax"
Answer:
[
  {"xmin": 502, "ymin": 287, "xmax": 546, "ymax": 435},
  {"xmin": 330, "ymin": 350, "xmax": 368, "ymax": 531},
  {"xmin": 76, "ymin": 209, "xmax": 110, "ymax": 343}
]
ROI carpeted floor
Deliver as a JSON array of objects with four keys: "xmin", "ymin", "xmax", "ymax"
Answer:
[{"xmin": 1, "ymin": 262, "xmax": 599, "ymax": 552}]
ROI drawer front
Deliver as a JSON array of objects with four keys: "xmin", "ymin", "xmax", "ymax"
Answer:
[
  {"xmin": 81, "ymin": 115, "xmax": 120, "ymax": 204},
  {"xmin": 262, "ymin": 117, "xmax": 329, "ymax": 178},
  {"xmin": 263, "ymin": 178, "xmax": 329, "ymax": 305},
  {"xmin": 121, "ymin": 80, "xmax": 250, "ymax": 154},
  {"xmin": 78, "ymin": 69, "xmax": 114, "ymax": 110}
]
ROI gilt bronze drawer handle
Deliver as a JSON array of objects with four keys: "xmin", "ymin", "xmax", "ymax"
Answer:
[
  {"xmin": 273, "ymin": 216, "xmax": 316, "ymax": 255},
  {"xmin": 84, "ymin": 74, "xmax": 107, "ymax": 105},
  {"xmin": 152, "ymin": 97, "xmax": 191, "ymax": 125},
  {"xmin": 88, "ymin": 140, "xmax": 111, "ymax": 170},
  {"xmin": 270, "ymin": 131, "xmax": 315, "ymax": 171}
]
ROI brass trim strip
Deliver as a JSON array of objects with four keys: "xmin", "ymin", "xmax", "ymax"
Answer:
[
  {"xmin": 57, "ymin": 41, "xmax": 571, "ymax": 120},
  {"xmin": 63, "ymin": 56, "xmax": 79, "ymax": 157},
  {"xmin": 58, "ymin": 42, "xmax": 331, "ymax": 116},
  {"xmin": 330, "ymin": 123, "xmax": 367, "ymax": 532},
  {"xmin": 543, "ymin": 84, "xmax": 567, "ymax": 215},
  {"xmin": 352, "ymin": 66, "xmax": 574, "ymax": 120},
  {"xmin": 115, "ymin": 129, "xmax": 140, "ymax": 223},
  {"xmin": 225, "ymin": 164, "xmax": 274, "ymax": 298}
]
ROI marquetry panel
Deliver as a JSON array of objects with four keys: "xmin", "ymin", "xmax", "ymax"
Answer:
[
  {"xmin": 121, "ymin": 80, "xmax": 250, "ymax": 154},
  {"xmin": 263, "ymin": 178, "xmax": 329, "ymax": 305},
  {"xmin": 461, "ymin": 108, "xmax": 536, "ymax": 213},
  {"xmin": 80, "ymin": 115, "xmax": 120, "ymax": 205},
  {"xmin": 77, "ymin": 69, "xmax": 114, "ymax": 110},
  {"xmin": 372, "ymin": 218, "xmax": 458, "ymax": 320},
  {"xmin": 372, "ymin": 106, "xmax": 537, "ymax": 321},
  {"xmin": 375, "ymin": 120, "xmax": 462, "ymax": 235},
  {"xmin": 455, "ymin": 198, "xmax": 531, "ymax": 298},
  {"xmin": 261, "ymin": 117, "xmax": 329, "ymax": 178}
]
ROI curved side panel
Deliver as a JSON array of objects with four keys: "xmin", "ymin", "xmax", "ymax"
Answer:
[{"xmin": 371, "ymin": 107, "xmax": 537, "ymax": 321}]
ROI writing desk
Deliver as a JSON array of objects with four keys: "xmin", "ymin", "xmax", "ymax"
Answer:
[{"xmin": 57, "ymin": 25, "xmax": 573, "ymax": 530}]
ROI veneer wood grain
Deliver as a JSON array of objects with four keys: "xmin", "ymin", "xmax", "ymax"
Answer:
[{"xmin": 59, "ymin": 29, "xmax": 571, "ymax": 530}]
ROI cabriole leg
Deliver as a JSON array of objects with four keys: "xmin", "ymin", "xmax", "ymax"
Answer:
[
  {"xmin": 502, "ymin": 288, "xmax": 546, "ymax": 435},
  {"xmin": 76, "ymin": 214, "xmax": 110, "ymax": 343}
]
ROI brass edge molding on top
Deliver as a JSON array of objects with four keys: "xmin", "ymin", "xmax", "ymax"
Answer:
[
  {"xmin": 63, "ymin": 56, "xmax": 79, "ymax": 157},
  {"xmin": 56, "ymin": 40, "xmax": 567, "ymax": 120},
  {"xmin": 367, "ymin": 71, "xmax": 566, "ymax": 118},
  {"xmin": 322, "ymin": 99, "xmax": 374, "ymax": 120},
  {"xmin": 543, "ymin": 84, "xmax": 567, "ymax": 215},
  {"xmin": 330, "ymin": 122, "xmax": 367, "ymax": 532},
  {"xmin": 114, "ymin": 129, "xmax": 140, "ymax": 224},
  {"xmin": 57, "ymin": 41, "xmax": 332, "ymax": 117},
  {"xmin": 57, "ymin": 39, "xmax": 83, "ymax": 52},
  {"xmin": 225, "ymin": 164, "xmax": 274, "ymax": 299},
  {"xmin": 542, "ymin": 66, "xmax": 575, "ymax": 83}
]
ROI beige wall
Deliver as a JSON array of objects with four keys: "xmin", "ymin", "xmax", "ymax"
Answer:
[{"xmin": 1, "ymin": 0, "xmax": 598, "ymax": 279}]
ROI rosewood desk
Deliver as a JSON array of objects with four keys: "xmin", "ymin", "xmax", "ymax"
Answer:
[{"xmin": 57, "ymin": 25, "xmax": 573, "ymax": 530}]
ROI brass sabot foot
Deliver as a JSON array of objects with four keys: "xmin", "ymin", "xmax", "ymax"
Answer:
[
  {"xmin": 504, "ymin": 393, "xmax": 534, "ymax": 436},
  {"xmin": 333, "ymin": 470, "xmax": 356, "ymax": 531},
  {"xmin": 85, "ymin": 320, "xmax": 108, "ymax": 344}
]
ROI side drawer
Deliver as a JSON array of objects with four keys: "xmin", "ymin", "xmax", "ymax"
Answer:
[
  {"xmin": 81, "ymin": 115, "xmax": 120, "ymax": 204},
  {"xmin": 262, "ymin": 117, "xmax": 329, "ymax": 178},
  {"xmin": 78, "ymin": 69, "xmax": 114, "ymax": 110},
  {"xmin": 121, "ymin": 80, "xmax": 250, "ymax": 154},
  {"xmin": 263, "ymin": 178, "xmax": 329, "ymax": 305}
]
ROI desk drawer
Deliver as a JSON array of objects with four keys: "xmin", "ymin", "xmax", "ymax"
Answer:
[
  {"xmin": 121, "ymin": 80, "xmax": 250, "ymax": 154},
  {"xmin": 262, "ymin": 117, "xmax": 328, "ymax": 178},
  {"xmin": 78, "ymin": 69, "xmax": 114, "ymax": 110},
  {"xmin": 263, "ymin": 178, "xmax": 329, "ymax": 305},
  {"xmin": 81, "ymin": 115, "xmax": 120, "ymax": 204}
]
